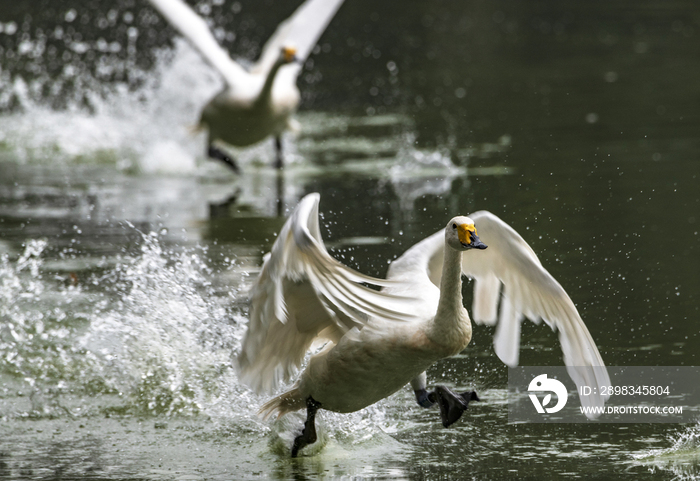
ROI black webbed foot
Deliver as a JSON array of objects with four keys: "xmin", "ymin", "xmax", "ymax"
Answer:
[
  {"xmin": 433, "ymin": 385, "xmax": 479, "ymax": 428},
  {"xmin": 291, "ymin": 396, "xmax": 322, "ymax": 458},
  {"xmin": 208, "ymin": 145, "xmax": 240, "ymax": 173}
]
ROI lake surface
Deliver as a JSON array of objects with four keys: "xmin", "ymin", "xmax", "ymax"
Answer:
[{"xmin": 1, "ymin": 0, "xmax": 699, "ymax": 479}]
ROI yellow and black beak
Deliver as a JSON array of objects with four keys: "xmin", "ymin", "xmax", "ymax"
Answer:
[{"xmin": 457, "ymin": 224, "xmax": 488, "ymax": 250}]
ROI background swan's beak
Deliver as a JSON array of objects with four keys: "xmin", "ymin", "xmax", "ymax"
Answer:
[
  {"xmin": 282, "ymin": 46, "xmax": 298, "ymax": 63},
  {"xmin": 470, "ymin": 233, "xmax": 487, "ymax": 250}
]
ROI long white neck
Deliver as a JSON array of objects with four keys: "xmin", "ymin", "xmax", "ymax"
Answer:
[
  {"xmin": 429, "ymin": 242, "xmax": 472, "ymax": 351},
  {"xmin": 256, "ymin": 58, "xmax": 286, "ymax": 106}
]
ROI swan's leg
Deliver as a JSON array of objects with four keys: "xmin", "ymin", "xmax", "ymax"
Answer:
[
  {"xmin": 208, "ymin": 144, "xmax": 240, "ymax": 173},
  {"xmin": 291, "ymin": 396, "xmax": 322, "ymax": 458},
  {"xmin": 274, "ymin": 136, "xmax": 284, "ymax": 170},
  {"xmin": 411, "ymin": 372, "xmax": 437, "ymax": 408},
  {"xmin": 275, "ymin": 169, "xmax": 284, "ymax": 217},
  {"xmin": 433, "ymin": 385, "xmax": 480, "ymax": 428}
]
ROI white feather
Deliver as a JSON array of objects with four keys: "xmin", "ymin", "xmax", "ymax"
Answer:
[
  {"xmin": 472, "ymin": 274, "xmax": 500, "ymax": 324},
  {"xmin": 147, "ymin": 0, "xmax": 249, "ymax": 87},
  {"xmin": 493, "ymin": 296, "xmax": 523, "ymax": 367}
]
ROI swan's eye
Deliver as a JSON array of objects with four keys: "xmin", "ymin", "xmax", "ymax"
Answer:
[{"xmin": 452, "ymin": 223, "xmax": 457, "ymax": 229}]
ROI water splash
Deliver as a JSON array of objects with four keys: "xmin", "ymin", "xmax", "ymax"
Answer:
[
  {"xmin": 0, "ymin": 231, "xmax": 401, "ymax": 455},
  {"xmin": 0, "ymin": 231, "xmax": 246, "ymax": 418},
  {"xmin": 0, "ymin": 39, "xmax": 217, "ymax": 173},
  {"xmin": 0, "ymin": 239, "xmax": 94, "ymax": 399},
  {"xmin": 74, "ymin": 228, "xmax": 257, "ymax": 418},
  {"xmin": 633, "ymin": 422, "xmax": 700, "ymax": 480}
]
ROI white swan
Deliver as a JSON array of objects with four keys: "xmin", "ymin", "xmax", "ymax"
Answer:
[
  {"xmin": 147, "ymin": 0, "xmax": 346, "ymax": 170},
  {"xmin": 238, "ymin": 193, "xmax": 610, "ymax": 456}
]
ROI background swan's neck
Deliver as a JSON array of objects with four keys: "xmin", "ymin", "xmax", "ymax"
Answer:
[
  {"xmin": 256, "ymin": 59, "xmax": 286, "ymax": 106},
  {"xmin": 429, "ymin": 244, "xmax": 472, "ymax": 352}
]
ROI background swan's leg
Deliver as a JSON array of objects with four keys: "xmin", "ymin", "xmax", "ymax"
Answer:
[
  {"xmin": 291, "ymin": 396, "xmax": 322, "ymax": 457},
  {"xmin": 207, "ymin": 144, "xmax": 239, "ymax": 173},
  {"xmin": 411, "ymin": 372, "xmax": 437, "ymax": 408},
  {"xmin": 274, "ymin": 136, "xmax": 284, "ymax": 170}
]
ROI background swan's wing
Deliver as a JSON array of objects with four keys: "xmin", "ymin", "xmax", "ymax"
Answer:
[
  {"xmin": 147, "ymin": 0, "xmax": 248, "ymax": 86},
  {"xmin": 238, "ymin": 193, "xmax": 422, "ymax": 394},
  {"xmin": 463, "ymin": 211, "xmax": 610, "ymax": 414},
  {"xmin": 251, "ymin": 0, "xmax": 346, "ymax": 79}
]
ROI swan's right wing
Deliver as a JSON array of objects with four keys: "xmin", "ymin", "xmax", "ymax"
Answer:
[
  {"xmin": 147, "ymin": 0, "xmax": 248, "ymax": 86},
  {"xmin": 238, "ymin": 193, "xmax": 423, "ymax": 394},
  {"xmin": 251, "ymin": 0, "xmax": 346, "ymax": 77}
]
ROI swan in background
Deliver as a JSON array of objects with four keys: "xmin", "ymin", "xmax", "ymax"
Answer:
[
  {"xmin": 146, "ymin": 0, "xmax": 346, "ymax": 171},
  {"xmin": 238, "ymin": 193, "xmax": 610, "ymax": 456}
]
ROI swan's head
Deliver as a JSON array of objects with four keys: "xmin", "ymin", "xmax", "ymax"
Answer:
[
  {"xmin": 280, "ymin": 46, "xmax": 299, "ymax": 64},
  {"xmin": 445, "ymin": 216, "xmax": 488, "ymax": 251}
]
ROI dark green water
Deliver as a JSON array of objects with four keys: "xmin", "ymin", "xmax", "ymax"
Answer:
[{"xmin": 1, "ymin": 0, "xmax": 699, "ymax": 479}]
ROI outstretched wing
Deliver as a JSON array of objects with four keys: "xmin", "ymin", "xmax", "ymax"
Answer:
[
  {"xmin": 147, "ymin": 0, "xmax": 248, "ymax": 86},
  {"xmin": 462, "ymin": 211, "xmax": 610, "ymax": 413},
  {"xmin": 238, "ymin": 193, "xmax": 423, "ymax": 394},
  {"xmin": 251, "ymin": 0, "xmax": 345, "ymax": 79}
]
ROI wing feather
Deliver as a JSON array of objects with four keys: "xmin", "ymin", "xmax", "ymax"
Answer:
[
  {"xmin": 472, "ymin": 274, "xmax": 500, "ymax": 324},
  {"xmin": 463, "ymin": 211, "xmax": 610, "ymax": 414},
  {"xmin": 147, "ymin": 0, "xmax": 248, "ymax": 86},
  {"xmin": 238, "ymin": 193, "xmax": 423, "ymax": 394},
  {"xmin": 252, "ymin": 0, "xmax": 346, "ymax": 77},
  {"xmin": 493, "ymin": 295, "xmax": 523, "ymax": 367}
]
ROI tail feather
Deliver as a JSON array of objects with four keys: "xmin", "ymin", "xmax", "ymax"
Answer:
[{"xmin": 258, "ymin": 388, "xmax": 305, "ymax": 421}]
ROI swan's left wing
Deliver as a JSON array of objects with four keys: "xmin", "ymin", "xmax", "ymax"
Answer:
[
  {"xmin": 147, "ymin": 0, "xmax": 249, "ymax": 86},
  {"xmin": 251, "ymin": 0, "xmax": 345, "ymax": 78},
  {"xmin": 238, "ymin": 193, "xmax": 423, "ymax": 394},
  {"xmin": 463, "ymin": 211, "xmax": 610, "ymax": 414}
]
